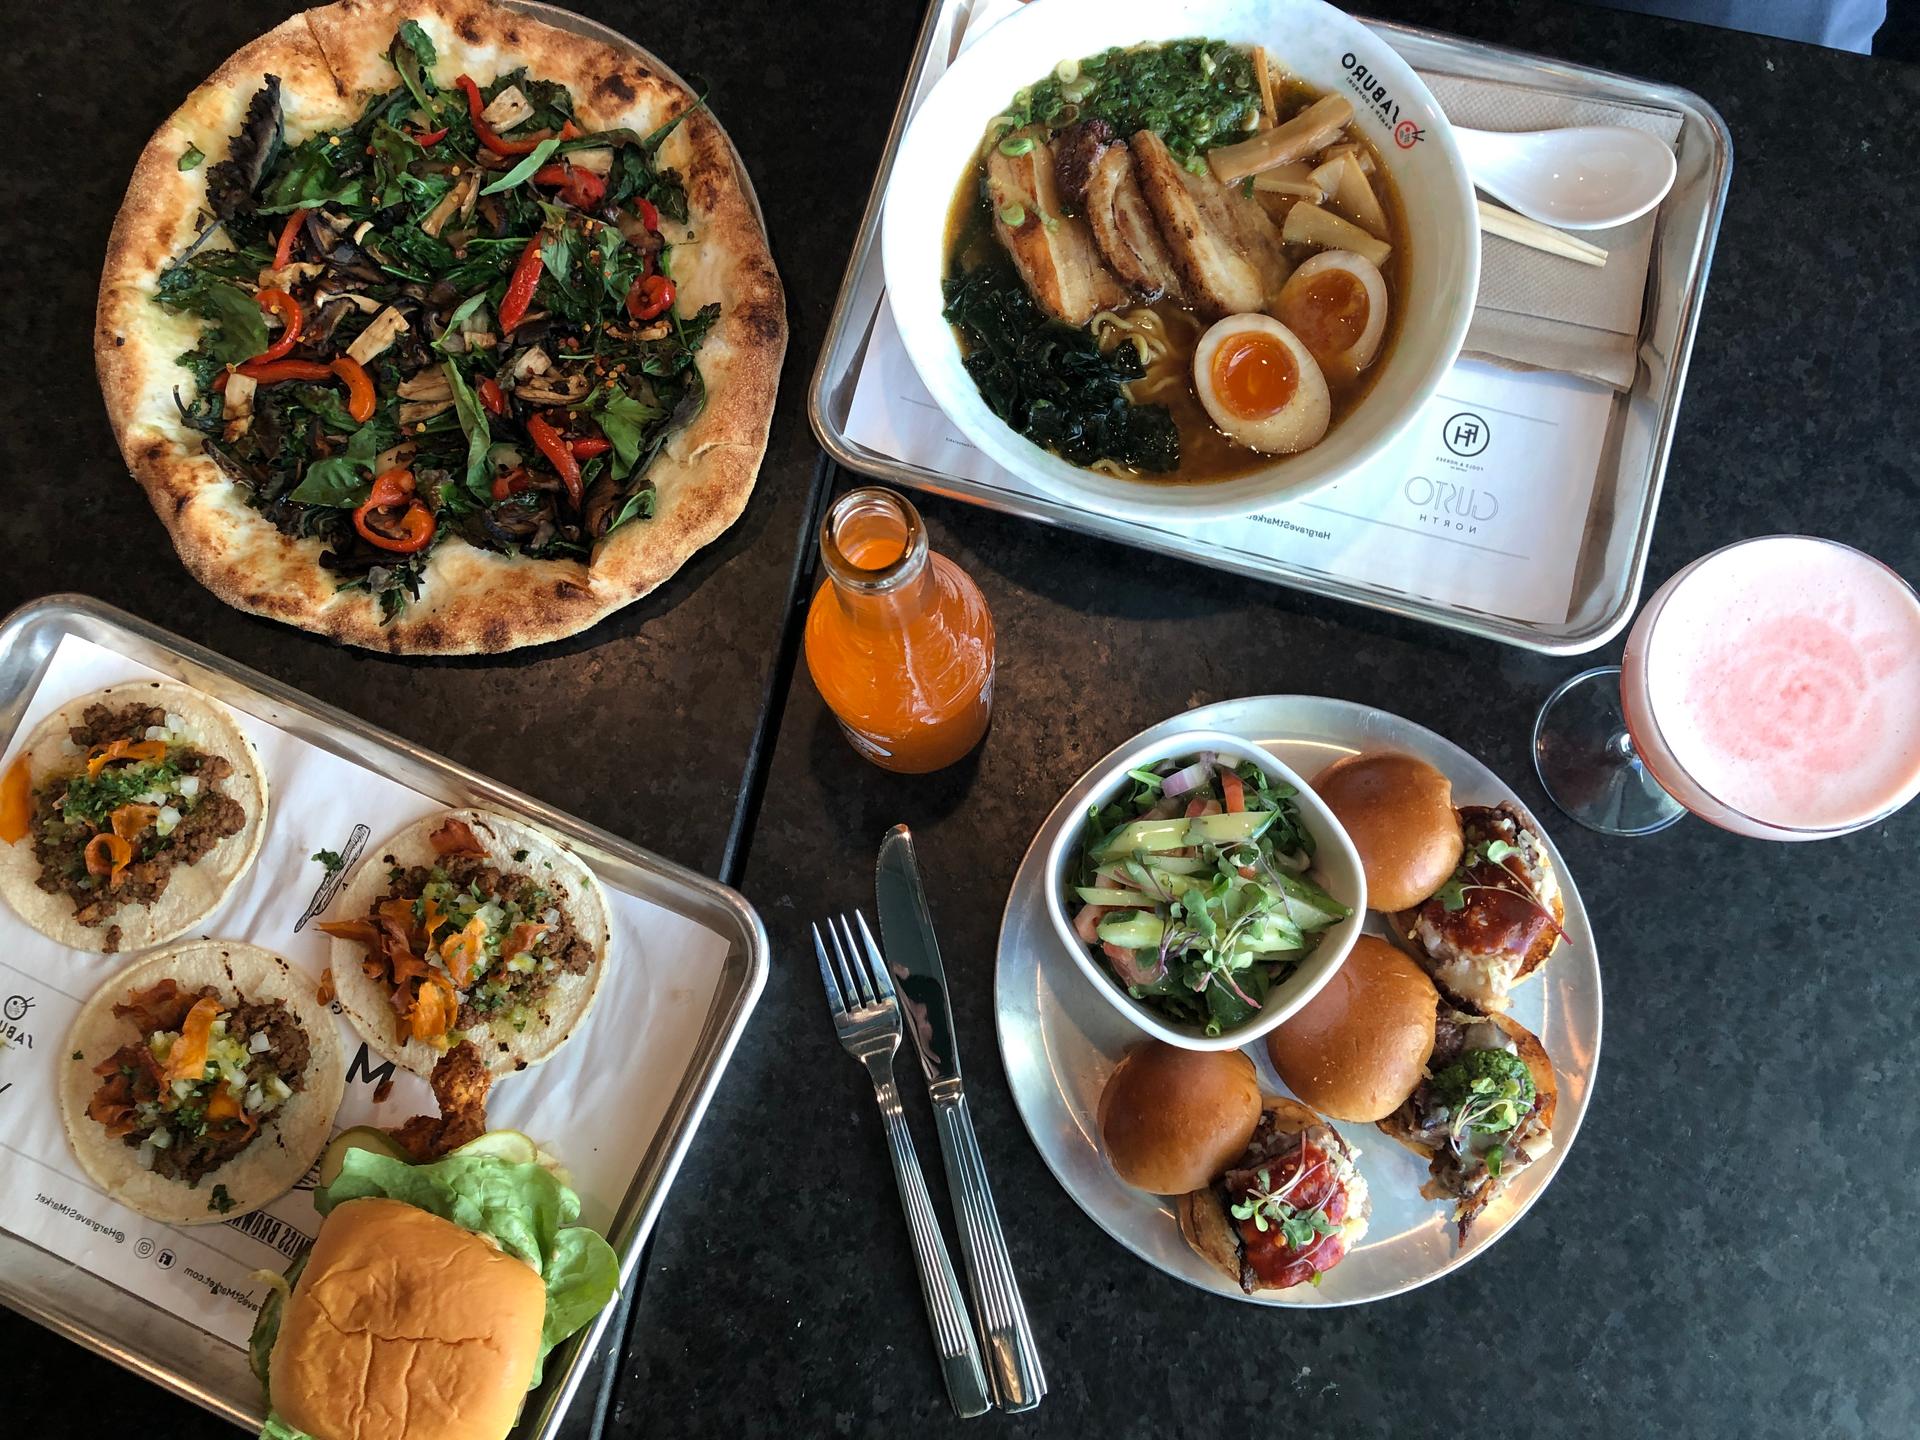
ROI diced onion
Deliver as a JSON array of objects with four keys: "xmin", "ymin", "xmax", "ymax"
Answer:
[
  {"xmin": 248, "ymin": 1031, "xmax": 271, "ymax": 1054},
  {"xmin": 178, "ymin": 776, "xmax": 200, "ymax": 797},
  {"xmin": 156, "ymin": 806, "xmax": 182, "ymax": 837},
  {"xmin": 149, "ymin": 1127, "xmax": 173, "ymax": 1149}
]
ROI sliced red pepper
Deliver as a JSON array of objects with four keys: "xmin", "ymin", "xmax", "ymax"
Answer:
[
  {"xmin": 526, "ymin": 413, "xmax": 582, "ymax": 508},
  {"xmin": 412, "ymin": 125, "xmax": 449, "ymax": 146},
  {"xmin": 352, "ymin": 468, "xmax": 436, "ymax": 553},
  {"xmin": 569, "ymin": 436, "xmax": 611, "ymax": 460},
  {"xmin": 489, "ymin": 466, "xmax": 533, "ymax": 502},
  {"xmin": 625, "ymin": 272, "xmax": 675, "ymax": 322},
  {"xmin": 635, "ymin": 197, "xmax": 659, "ymax": 232},
  {"xmin": 255, "ymin": 288, "xmax": 302, "ymax": 363},
  {"xmin": 497, "ymin": 233, "xmax": 545, "ymax": 334},
  {"xmin": 273, "ymin": 208, "xmax": 311, "ymax": 271},
  {"xmin": 532, "ymin": 161, "xmax": 606, "ymax": 210},
  {"xmin": 456, "ymin": 73, "xmax": 544, "ymax": 156},
  {"xmin": 478, "ymin": 376, "xmax": 507, "ymax": 416},
  {"xmin": 330, "ymin": 356, "xmax": 376, "ymax": 424},
  {"xmin": 237, "ymin": 358, "xmax": 333, "ymax": 383}
]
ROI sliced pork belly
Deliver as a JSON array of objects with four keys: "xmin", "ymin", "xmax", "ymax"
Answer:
[
  {"xmin": 1085, "ymin": 144, "xmax": 1185, "ymax": 303},
  {"xmin": 985, "ymin": 136, "xmax": 1127, "ymax": 325},
  {"xmin": 1130, "ymin": 129, "xmax": 1291, "ymax": 319}
]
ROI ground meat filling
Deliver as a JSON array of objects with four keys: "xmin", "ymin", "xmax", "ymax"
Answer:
[
  {"xmin": 86, "ymin": 987, "xmax": 310, "ymax": 1188},
  {"xmin": 1393, "ymin": 1012, "xmax": 1547, "ymax": 1210},
  {"xmin": 28, "ymin": 703, "xmax": 246, "ymax": 941}
]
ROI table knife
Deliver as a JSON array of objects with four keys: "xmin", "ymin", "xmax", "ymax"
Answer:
[{"xmin": 875, "ymin": 824, "xmax": 1046, "ymax": 1412}]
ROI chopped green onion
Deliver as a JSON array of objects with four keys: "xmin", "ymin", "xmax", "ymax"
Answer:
[
  {"xmin": 997, "ymin": 203, "xmax": 1027, "ymax": 227},
  {"xmin": 997, "ymin": 134, "xmax": 1036, "ymax": 157},
  {"xmin": 1200, "ymin": 50, "xmax": 1217, "ymax": 76},
  {"xmin": 1061, "ymin": 79, "xmax": 1095, "ymax": 105},
  {"xmin": 1055, "ymin": 58, "xmax": 1081, "ymax": 84}
]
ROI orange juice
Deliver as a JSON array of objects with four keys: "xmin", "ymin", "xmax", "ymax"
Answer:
[{"xmin": 804, "ymin": 488, "xmax": 995, "ymax": 773}]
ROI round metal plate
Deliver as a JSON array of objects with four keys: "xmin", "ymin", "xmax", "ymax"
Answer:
[{"xmin": 994, "ymin": 697, "xmax": 1602, "ymax": 1306}]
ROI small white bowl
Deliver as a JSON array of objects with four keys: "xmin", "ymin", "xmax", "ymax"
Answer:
[
  {"xmin": 882, "ymin": 0, "xmax": 1479, "ymax": 523},
  {"xmin": 1042, "ymin": 728, "xmax": 1366, "ymax": 1051}
]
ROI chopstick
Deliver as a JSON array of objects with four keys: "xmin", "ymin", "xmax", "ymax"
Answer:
[{"xmin": 1476, "ymin": 199, "xmax": 1609, "ymax": 267}]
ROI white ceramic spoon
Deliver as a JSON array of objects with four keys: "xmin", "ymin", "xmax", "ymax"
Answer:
[{"xmin": 1455, "ymin": 124, "xmax": 1678, "ymax": 230}]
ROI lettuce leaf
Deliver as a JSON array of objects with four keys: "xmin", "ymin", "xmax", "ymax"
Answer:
[
  {"xmin": 317, "ymin": 1145, "xmax": 619, "ymax": 1383},
  {"xmin": 258, "ymin": 1412, "xmax": 312, "ymax": 1440}
]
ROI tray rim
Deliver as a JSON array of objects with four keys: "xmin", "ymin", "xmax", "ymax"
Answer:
[
  {"xmin": 0, "ymin": 593, "xmax": 769, "ymax": 1440},
  {"xmin": 806, "ymin": 6, "xmax": 1734, "ymax": 655},
  {"xmin": 992, "ymin": 693, "xmax": 1603, "ymax": 1305}
]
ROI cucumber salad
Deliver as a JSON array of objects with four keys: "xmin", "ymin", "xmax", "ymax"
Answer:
[{"xmin": 1067, "ymin": 751, "xmax": 1350, "ymax": 1036}]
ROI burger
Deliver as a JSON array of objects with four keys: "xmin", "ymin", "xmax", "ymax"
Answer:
[
  {"xmin": 250, "ymin": 1130, "xmax": 619, "ymax": 1440},
  {"xmin": 1264, "ymin": 936, "xmax": 1437, "ymax": 1122},
  {"xmin": 1177, "ymin": 1096, "xmax": 1370, "ymax": 1294},
  {"xmin": 1311, "ymin": 753, "xmax": 1462, "ymax": 912},
  {"xmin": 1390, "ymin": 803, "xmax": 1567, "ymax": 1013},
  {"xmin": 1098, "ymin": 1042, "xmax": 1368, "ymax": 1294},
  {"xmin": 1378, "ymin": 1009, "xmax": 1558, "ymax": 1240}
]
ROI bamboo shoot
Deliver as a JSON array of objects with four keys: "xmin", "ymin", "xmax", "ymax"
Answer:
[
  {"xmin": 1208, "ymin": 95, "xmax": 1355, "ymax": 183},
  {"xmin": 1280, "ymin": 203, "xmax": 1393, "ymax": 267}
]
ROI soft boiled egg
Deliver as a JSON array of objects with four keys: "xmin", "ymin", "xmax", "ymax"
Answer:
[
  {"xmin": 1274, "ymin": 250, "xmax": 1389, "ymax": 378},
  {"xmin": 1191, "ymin": 314, "xmax": 1331, "ymax": 455}
]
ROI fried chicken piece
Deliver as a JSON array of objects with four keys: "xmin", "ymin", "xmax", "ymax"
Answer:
[{"xmin": 388, "ymin": 1040, "xmax": 491, "ymax": 1161}]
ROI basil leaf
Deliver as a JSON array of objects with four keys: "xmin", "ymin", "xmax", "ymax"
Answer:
[
  {"xmin": 387, "ymin": 21, "xmax": 438, "ymax": 113},
  {"xmin": 178, "ymin": 143, "xmax": 205, "ymax": 171},
  {"xmin": 607, "ymin": 487, "xmax": 655, "ymax": 533},
  {"xmin": 288, "ymin": 421, "xmax": 394, "ymax": 506},
  {"xmin": 592, "ymin": 390, "xmax": 664, "ymax": 479},
  {"xmin": 480, "ymin": 137, "xmax": 562, "ymax": 196},
  {"xmin": 195, "ymin": 283, "xmax": 270, "ymax": 367},
  {"xmin": 442, "ymin": 361, "xmax": 492, "ymax": 501}
]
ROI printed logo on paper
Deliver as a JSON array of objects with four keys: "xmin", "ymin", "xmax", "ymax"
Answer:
[{"xmin": 1443, "ymin": 413, "xmax": 1492, "ymax": 458}]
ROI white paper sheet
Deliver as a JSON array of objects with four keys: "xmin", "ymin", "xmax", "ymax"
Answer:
[
  {"xmin": 846, "ymin": 303, "xmax": 1609, "ymax": 623},
  {"xmin": 0, "ymin": 633, "xmax": 729, "ymax": 1348},
  {"xmin": 847, "ymin": 0, "xmax": 1614, "ymax": 626}
]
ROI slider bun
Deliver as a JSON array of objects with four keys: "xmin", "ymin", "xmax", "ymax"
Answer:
[
  {"xmin": 270, "ymin": 1198, "xmax": 547, "ymax": 1440},
  {"xmin": 1265, "ymin": 937, "xmax": 1438, "ymax": 1121},
  {"xmin": 1099, "ymin": 1043, "xmax": 1261, "ymax": 1195},
  {"xmin": 1313, "ymin": 753, "xmax": 1463, "ymax": 912}
]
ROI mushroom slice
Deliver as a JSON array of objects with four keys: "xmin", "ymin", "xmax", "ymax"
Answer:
[
  {"xmin": 221, "ymin": 371, "xmax": 258, "ymax": 441},
  {"xmin": 420, "ymin": 172, "xmax": 480, "ymax": 238},
  {"xmin": 399, "ymin": 397, "xmax": 455, "ymax": 425},
  {"xmin": 513, "ymin": 371, "xmax": 592, "ymax": 405},
  {"xmin": 479, "ymin": 85, "xmax": 533, "ymax": 130},
  {"xmin": 1085, "ymin": 144, "xmax": 1184, "ymax": 302},
  {"xmin": 346, "ymin": 305, "xmax": 411, "ymax": 365},
  {"xmin": 395, "ymin": 369, "xmax": 453, "ymax": 402}
]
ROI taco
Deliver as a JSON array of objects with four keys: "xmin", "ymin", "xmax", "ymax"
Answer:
[
  {"xmin": 0, "ymin": 681, "xmax": 268, "ymax": 953},
  {"xmin": 59, "ymin": 941, "xmax": 343, "ymax": 1224},
  {"xmin": 320, "ymin": 810, "xmax": 609, "ymax": 1078}
]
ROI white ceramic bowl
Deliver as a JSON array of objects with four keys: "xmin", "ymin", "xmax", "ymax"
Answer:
[
  {"xmin": 1042, "ymin": 728, "xmax": 1366, "ymax": 1051},
  {"xmin": 882, "ymin": 0, "xmax": 1479, "ymax": 523}
]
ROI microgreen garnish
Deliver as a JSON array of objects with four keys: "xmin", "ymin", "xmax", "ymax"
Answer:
[
  {"xmin": 1227, "ymin": 1143, "xmax": 1341, "ymax": 1252},
  {"xmin": 1434, "ymin": 834, "xmax": 1569, "ymax": 944},
  {"xmin": 1430, "ymin": 1049, "xmax": 1535, "ymax": 1154}
]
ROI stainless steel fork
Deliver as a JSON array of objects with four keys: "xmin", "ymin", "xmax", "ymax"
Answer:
[{"xmin": 814, "ymin": 912, "xmax": 991, "ymax": 1419}]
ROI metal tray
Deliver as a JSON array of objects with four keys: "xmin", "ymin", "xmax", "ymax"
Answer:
[
  {"xmin": 809, "ymin": 5, "xmax": 1732, "ymax": 654},
  {"xmin": 0, "ymin": 595, "xmax": 768, "ymax": 1439}
]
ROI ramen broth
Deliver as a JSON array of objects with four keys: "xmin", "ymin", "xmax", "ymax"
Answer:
[{"xmin": 942, "ymin": 50, "xmax": 1410, "ymax": 486}]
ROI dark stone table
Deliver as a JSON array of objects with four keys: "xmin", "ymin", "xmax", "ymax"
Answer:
[{"xmin": 6, "ymin": 2, "xmax": 1918, "ymax": 1439}]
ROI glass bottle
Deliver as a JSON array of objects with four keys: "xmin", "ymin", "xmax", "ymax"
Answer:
[{"xmin": 804, "ymin": 487, "xmax": 995, "ymax": 773}]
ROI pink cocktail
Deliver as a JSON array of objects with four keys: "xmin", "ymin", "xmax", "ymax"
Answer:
[{"xmin": 1534, "ymin": 536, "xmax": 1920, "ymax": 838}]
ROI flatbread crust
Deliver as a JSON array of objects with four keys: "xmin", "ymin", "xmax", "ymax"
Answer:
[
  {"xmin": 0, "ymin": 682, "xmax": 269, "ymax": 953},
  {"xmin": 324, "ymin": 807, "xmax": 609, "ymax": 1076},
  {"xmin": 59, "ymin": 941, "xmax": 345, "ymax": 1225},
  {"xmin": 96, "ymin": 0, "xmax": 786, "ymax": 654}
]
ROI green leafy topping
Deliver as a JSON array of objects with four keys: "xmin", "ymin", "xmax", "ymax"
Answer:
[
  {"xmin": 179, "ymin": 143, "xmax": 205, "ymax": 171},
  {"xmin": 288, "ymin": 420, "xmax": 396, "ymax": 507},
  {"xmin": 1430, "ymin": 1048, "xmax": 1535, "ymax": 1150},
  {"xmin": 1003, "ymin": 40, "xmax": 1260, "ymax": 158},
  {"xmin": 1228, "ymin": 1165, "xmax": 1340, "ymax": 1251},
  {"xmin": 943, "ymin": 256, "xmax": 1177, "ymax": 473},
  {"xmin": 208, "ymin": 1184, "xmax": 237, "ymax": 1214},
  {"xmin": 311, "ymin": 849, "xmax": 346, "ymax": 874}
]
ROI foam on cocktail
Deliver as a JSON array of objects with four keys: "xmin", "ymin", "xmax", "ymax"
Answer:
[{"xmin": 1626, "ymin": 536, "xmax": 1920, "ymax": 834}]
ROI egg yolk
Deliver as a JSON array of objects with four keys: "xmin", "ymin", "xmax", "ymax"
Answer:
[
  {"xmin": 1286, "ymin": 271, "xmax": 1370, "ymax": 364},
  {"xmin": 1209, "ymin": 331, "xmax": 1299, "ymax": 419}
]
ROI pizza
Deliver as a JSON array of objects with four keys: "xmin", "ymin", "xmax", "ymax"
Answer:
[{"xmin": 96, "ymin": 0, "xmax": 786, "ymax": 653}]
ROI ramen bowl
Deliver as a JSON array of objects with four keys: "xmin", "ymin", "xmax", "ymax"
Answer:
[{"xmin": 882, "ymin": 0, "xmax": 1478, "ymax": 524}]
